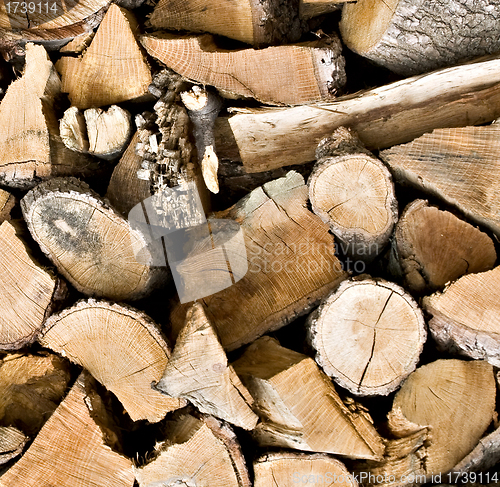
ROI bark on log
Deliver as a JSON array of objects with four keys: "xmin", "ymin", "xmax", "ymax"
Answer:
[
  {"xmin": 380, "ymin": 124, "xmax": 500, "ymax": 238},
  {"xmin": 0, "ymin": 372, "xmax": 136, "ymax": 487},
  {"xmin": 39, "ymin": 299, "xmax": 184, "ymax": 423},
  {"xmin": 339, "ymin": 0, "xmax": 500, "ymax": 76},
  {"xmin": 391, "ymin": 199, "xmax": 497, "ymax": 294},
  {"xmin": 170, "ymin": 171, "xmax": 348, "ymax": 351},
  {"xmin": 135, "ymin": 413, "xmax": 251, "ymax": 487},
  {"xmin": 309, "ymin": 127, "xmax": 398, "ymax": 262},
  {"xmin": 56, "ymin": 4, "xmax": 152, "ymax": 108},
  {"xmin": 233, "ymin": 336, "xmax": 385, "ymax": 460},
  {"xmin": 423, "ymin": 266, "xmax": 500, "ymax": 367},
  {"xmin": 141, "ymin": 33, "xmax": 346, "ymax": 106},
  {"xmin": 307, "ymin": 277, "xmax": 426, "ymax": 396},
  {"xmin": 21, "ymin": 177, "xmax": 165, "ymax": 302},
  {"xmin": 0, "ymin": 220, "xmax": 66, "ymax": 350},
  {"xmin": 214, "ymin": 54, "xmax": 500, "ymax": 172},
  {"xmin": 0, "ymin": 426, "xmax": 27, "ymax": 465}
]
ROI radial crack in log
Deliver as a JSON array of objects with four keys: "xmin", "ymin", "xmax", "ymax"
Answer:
[{"xmin": 39, "ymin": 299, "xmax": 185, "ymax": 423}]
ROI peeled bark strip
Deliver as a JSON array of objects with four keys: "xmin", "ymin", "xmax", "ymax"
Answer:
[
  {"xmin": 392, "ymin": 199, "xmax": 497, "ymax": 294},
  {"xmin": 423, "ymin": 266, "xmax": 500, "ymax": 367},
  {"xmin": 380, "ymin": 125, "xmax": 500, "ymax": 238},
  {"xmin": 254, "ymin": 452, "xmax": 358, "ymax": 487},
  {"xmin": 309, "ymin": 128, "xmax": 398, "ymax": 262},
  {"xmin": 21, "ymin": 177, "xmax": 163, "ymax": 302},
  {"xmin": 155, "ymin": 303, "xmax": 258, "ymax": 430},
  {"xmin": 234, "ymin": 336, "xmax": 385, "ymax": 460},
  {"xmin": 0, "ymin": 426, "xmax": 27, "ymax": 465},
  {"xmin": 0, "ymin": 43, "xmax": 97, "ymax": 188},
  {"xmin": 307, "ymin": 277, "xmax": 426, "ymax": 396},
  {"xmin": 56, "ymin": 4, "xmax": 152, "ymax": 108},
  {"xmin": 0, "ymin": 372, "xmax": 135, "ymax": 487},
  {"xmin": 148, "ymin": 0, "xmax": 303, "ymax": 46},
  {"xmin": 135, "ymin": 413, "xmax": 251, "ymax": 487},
  {"xmin": 170, "ymin": 171, "xmax": 347, "ymax": 351},
  {"xmin": 0, "ymin": 352, "xmax": 71, "ymax": 435},
  {"xmin": 141, "ymin": 33, "xmax": 346, "ymax": 106},
  {"xmin": 0, "ymin": 220, "xmax": 65, "ymax": 350},
  {"xmin": 340, "ymin": 0, "xmax": 500, "ymax": 76},
  {"xmin": 215, "ymin": 55, "xmax": 500, "ymax": 172},
  {"xmin": 0, "ymin": 189, "xmax": 15, "ymax": 223},
  {"xmin": 39, "ymin": 299, "xmax": 184, "ymax": 423}
]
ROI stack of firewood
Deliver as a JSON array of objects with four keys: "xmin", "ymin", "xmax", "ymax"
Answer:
[{"xmin": 1, "ymin": 0, "xmax": 500, "ymax": 486}]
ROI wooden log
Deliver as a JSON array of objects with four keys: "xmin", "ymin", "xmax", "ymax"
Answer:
[
  {"xmin": 21, "ymin": 177, "xmax": 164, "ymax": 302},
  {"xmin": 59, "ymin": 31, "xmax": 94, "ymax": 54},
  {"xmin": 141, "ymin": 33, "xmax": 346, "ymax": 106},
  {"xmin": 380, "ymin": 125, "xmax": 500, "ymax": 238},
  {"xmin": 254, "ymin": 452, "xmax": 358, "ymax": 487},
  {"xmin": 154, "ymin": 303, "xmax": 258, "ymax": 430},
  {"xmin": 148, "ymin": 0, "xmax": 303, "ymax": 46},
  {"xmin": 170, "ymin": 171, "xmax": 348, "ymax": 351},
  {"xmin": 339, "ymin": 0, "xmax": 500, "ymax": 76},
  {"xmin": 0, "ymin": 426, "xmax": 27, "ymax": 465},
  {"xmin": 214, "ymin": 54, "xmax": 500, "ymax": 172},
  {"xmin": 391, "ymin": 199, "xmax": 497, "ymax": 294},
  {"xmin": 56, "ymin": 4, "xmax": 152, "ymax": 108},
  {"xmin": 0, "ymin": 189, "xmax": 15, "ymax": 223},
  {"xmin": 0, "ymin": 352, "xmax": 71, "ymax": 435},
  {"xmin": 39, "ymin": 299, "xmax": 185, "ymax": 423},
  {"xmin": 0, "ymin": 43, "xmax": 98, "ymax": 188},
  {"xmin": 308, "ymin": 127, "xmax": 398, "ymax": 262},
  {"xmin": 233, "ymin": 336, "xmax": 385, "ymax": 460},
  {"xmin": 423, "ymin": 265, "xmax": 500, "ymax": 367},
  {"xmin": 0, "ymin": 372, "xmax": 135, "ymax": 487},
  {"xmin": 300, "ymin": 0, "xmax": 347, "ymax": 19},
  {"xmin": 135, "ymin": 413, "xmax": 251, "ymax": 487},
  {"xmin": 307, "ymin": 277, "xmax": 426, "ymax": 396},
  {"xmin": 0, "ymin": 220, "xmax": 66, "ymax": 350}
]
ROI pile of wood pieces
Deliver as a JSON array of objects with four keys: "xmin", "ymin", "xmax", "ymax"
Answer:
[{"xmin": 2, "ymin": 0, "xmax": 500, "ymax": 486}]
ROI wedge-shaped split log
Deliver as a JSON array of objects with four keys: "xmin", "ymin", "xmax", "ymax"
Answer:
[
  {"xmin": 170, "ymin": 171, "xmax": 348, "ymax": 351},
  {"xmin": 0, "ymin": 426, "xmax": 27, "ymax": 465},
  {"xmin": 39, "ymin": 299, "xmax": 184, "ymax": 423},
  {"xmin": 0, "ymin": 372, "xmax": 135, "ymax": 487},
  {"xmin": 141, "ymin": 33, "xmax": 346, "ymax": 105},
  {"xmin": 307, "ymin": 277, "xmax": 426, "ymax": 396},
  {"xmin": 391, "ymin": 199, "xmax": 496, "ymax": 294},
  {"xmin": 21, "ymin": 177, "xmax": 164, "ymax": 301},
  {"xmin": 423, "ymin": 266, "xmax": 500, "ymax": 367},
  {"xmin": 0, "ymin": 189, "xmax": 14, "ymax": 223},
  {"xmin": 233, "ymin": 336, "xmax": 385, "ymax": 460},
  {"xmin": 155, "ymin": 303, "xmax": 258, "ymax": 430},
  {"xmin": 56, "ymin": 4, "xmax": 152, "ymax": 108},
  {"xmin": 135, "ymin": 413, "xmax": 251, "ymax": 487}
]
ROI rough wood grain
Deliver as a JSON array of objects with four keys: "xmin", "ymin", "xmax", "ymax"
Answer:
[{"xmin": 0, "ymin": 426, "xmax": 27, "ymax": 465}]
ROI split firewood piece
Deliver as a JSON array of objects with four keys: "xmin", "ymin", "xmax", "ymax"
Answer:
[
  {"xmin": 106, "ymin": 131, "xmax": 151, "ymax": 216},
  {"xmin": 233, "ymin": 336, "xmax": 385, "ymax": 460},
  {"xmin": 155, "ymin": 303, "xmax": 258, "ymax": 430},
  {"xmin": 39, "ymin": 299, "xmax": 185, "ymax": 423},
  {"xmin": 0, "ymin": 189, "xmax": 15, "ymax": 223},
  {"xmin": 254, "ymin": 452, "xmax": 358, "ymax": 487},
  {"xmin": 148, "ymin": 0, "xmax": 303, "ymax": 46},
  {"xmin": 181, "ymin": 86, "xmax": 223, "ymax": 194},
  {"xmin": 423, "ymin": 266, "xmax": 500, "ymax": 367},
  {"xmin": 56, "ymin": 4, "xmax": 152, "ymax": 108},
  {"xmin": 0, "ymin": 352, "xmax": 71, "ymax": 435},
  {"xmin": 309, "ymin": 127, "xmax": 398, "ymax": 262},
  {"xmin": 0, "ymin": 220, "xmax": 66, "ymax": 351},
  {"xmin": 21, "ymin": 177, "xmax": 165, "ymax": 301},
  {"xmin": 392, "ymin": 199, "xmax": 497, "ymax": 294},
  {"xmin": 59, "ymin": 106, "xmax": 89, "ymax": 152},
  {"xmin": 141, "ymin": 33, "xmax": 346, "ymax": 106},
  {"xmin": 135, "ymin": 413, "xmax": 251, "ymax": 487},
  {"xmin": 170, "ymin": 171, "xmax": 348, "ymax": 351},
  {"xmin": 380, "ymin": 125, "xmax": 500, "ymax": 238},
  {"xmin": 215, "ymin": 55, "xmax": 500, "ymax": 172},
  {"xmin": 300, "ymin": 0, "xmax": 347, "ymax": 19},
  {"xmin": 307, "ymin": 277, "xmax": 426, "ymax": 396},
  {"xmin": 59, "ymin": 31, "xmax": 95, "ymax": 54},
  {"xmin": 340, "ymin": 0, "xmax": 500, "ymax": 76},
  {"xmin": 0, "ymin": 372, "xmax": 135, "ymax": 487},
  {"xmin": 0, "ymin": 426, "xmax": 27, "ymax": 465},
  {"xmin": 0, "ymin": 43, "xmax": 97, "ymax": 188}
]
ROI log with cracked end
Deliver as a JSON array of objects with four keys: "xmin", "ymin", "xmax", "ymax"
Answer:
[
  {"xmin": 38, "ymin": 299, "xmax": 185, "ymax": 423},
  {"xmin": 181, "ymin": 86, "xmax": 223, "ymax": 194},
  {"xmin": 155, "ymin": 302, "xmax": 258, "ymax": 430}
]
